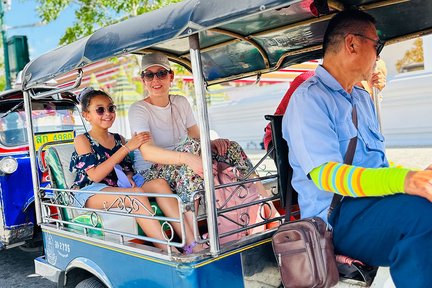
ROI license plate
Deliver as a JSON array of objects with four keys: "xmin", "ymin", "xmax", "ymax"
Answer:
[{"xmin": 34, "ymin": 131, "xmax": 74, "ymax": 150}]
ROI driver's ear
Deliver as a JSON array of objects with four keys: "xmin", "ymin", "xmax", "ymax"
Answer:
[{"xmin": 345, "ymin": 34, "xmax": 356, "ymax": 55}]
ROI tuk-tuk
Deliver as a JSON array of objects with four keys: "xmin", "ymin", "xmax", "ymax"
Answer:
[
  {"xmin": 0, "ymin": 87, "xmax": 84, "ymax": 250},
  {"xmin": 21, "ymin": 0, "xmax": 432, "ymax": 287}
]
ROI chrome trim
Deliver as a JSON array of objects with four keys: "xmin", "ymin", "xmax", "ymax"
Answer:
[
  {"xmin": 189, "ymin": 34, "xmax": 220, "ymax": 256},
  {"xmin": 23, "ymin": 89, "xmax": 42, "ymax": 224},
  {"xmin": 34, "ymin": 256, "xmax": 65, "ymax": 285}
]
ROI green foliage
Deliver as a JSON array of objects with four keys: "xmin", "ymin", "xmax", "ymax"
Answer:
[
  {"xmin": 35, "ymin": 0, "xmax": 184, "ymax": 45},
  {"xmin": 0, "ymin": 75, "xmax": 6, "ymax": 91},
  {"xmin": 0, "ymin": 38, "xmax": 5, "ymax": 91}
]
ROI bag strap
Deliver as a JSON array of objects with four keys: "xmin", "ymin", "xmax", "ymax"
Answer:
[
  {"xmin": 284, "ymin": 105, "xmax": 358, "ymax": 222},
  {"xmin": 327, "ymin": 105, "xmax": 358, "ymax": 218}
]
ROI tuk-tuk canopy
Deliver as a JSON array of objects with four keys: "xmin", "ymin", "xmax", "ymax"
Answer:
[{"xmin": 23, "ymin": 0, "xmax": 432, "ymax": 87}]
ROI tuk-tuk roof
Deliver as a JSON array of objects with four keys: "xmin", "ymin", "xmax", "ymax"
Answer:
[
  {"xmin": 23, "ymin": 0, "xmax": 432, "ymax": 87},
  {"xmin": 0, "ymin": 86, "xmax": 77, "ymax": 102}
]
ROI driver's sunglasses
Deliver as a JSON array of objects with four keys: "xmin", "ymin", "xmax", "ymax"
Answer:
[
  {"xmin": 351, "ymin": 33, "xmax": 385, "ymax": 56},
  {"xmin": 94, "ymin": 105, "xmax": 116, "ymax": 116},
  {"xmin": 141, "ymin": 69, "xmax": 171, "ymax": 81}
]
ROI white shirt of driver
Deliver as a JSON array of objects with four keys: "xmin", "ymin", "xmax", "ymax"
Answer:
[{"xmin": 128, "ymin": 95, "xmax": 197, "ymax": 171}]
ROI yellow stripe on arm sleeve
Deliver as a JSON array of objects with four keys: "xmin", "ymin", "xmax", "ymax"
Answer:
[{"xmin": 309, "ymin": 161, "xmax": 410, "ymax": 197}]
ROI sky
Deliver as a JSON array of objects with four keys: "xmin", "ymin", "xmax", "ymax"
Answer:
[{"xmin": 4, "ymin": 0, "xmax": 75, "ymax": 60}]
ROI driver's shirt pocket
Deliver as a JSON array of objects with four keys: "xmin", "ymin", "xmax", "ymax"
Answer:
[
  {"xmin": 360, "ymin": 124, "xmax": 385, "ymax": 152},
  {"xmin": 335, "ymin": 121, "xmax": 358, "ymax": 160}
]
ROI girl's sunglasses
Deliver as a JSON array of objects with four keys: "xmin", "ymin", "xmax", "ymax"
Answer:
[
  {"xmin": 141, "ymin": 69, "xmax": 171, "ymax": 81},
  {"xmin": 94, "ymin": 105, "xmax": 116, "ymax": 115}
]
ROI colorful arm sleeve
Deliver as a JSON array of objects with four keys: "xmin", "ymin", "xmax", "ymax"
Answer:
[{"xmin": 309, "ymin": 161, "xmax": 410, "ymax": 197}]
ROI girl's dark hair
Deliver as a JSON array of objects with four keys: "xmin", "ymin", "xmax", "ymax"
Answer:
[{"xmin": 77, "ymin": 87, "xmax": 113, "ymax": 112}]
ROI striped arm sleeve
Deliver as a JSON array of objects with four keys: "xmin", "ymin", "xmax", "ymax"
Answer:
[{"xmin": 309, "ymin": 161, "xmax": 410, "ymax": 197}]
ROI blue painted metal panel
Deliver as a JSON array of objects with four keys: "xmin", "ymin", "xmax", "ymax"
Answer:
[
  {"xmin": 0, "ymin": 153, "xmax": 35, "ymax": 228},
  {"xmin": 43, "ymin": 230, "xmax": 245, "ymax": 288}
]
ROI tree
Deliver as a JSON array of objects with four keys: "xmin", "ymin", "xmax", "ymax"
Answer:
[
  {"xmin": 0, "ymin": 39, "xmax": 5, "ymax": 91},
  {"xmin": 35, "ymin": 0, "xmax": 183, "ymax": 45},
  {"xmin": 396, "ymin": 38, "xmax": 424, "ymax": 73}
]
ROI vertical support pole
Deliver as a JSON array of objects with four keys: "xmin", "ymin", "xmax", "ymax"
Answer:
[
  {"xmin": 189, "ymin": 33, "xmax": 220, "ymax": 256},
  {"xmin": 373, "ymin": 87, "xmax": 383, "ymax": 132},
  {"xmin": 0, "ymin": 3, "xmax": 11, "ymax": 89},
  {"xmin": 23, "ymin": 90, "xmax": 42, "ymax": 224}
]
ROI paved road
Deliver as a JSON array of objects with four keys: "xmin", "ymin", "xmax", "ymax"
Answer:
[{"xmin": 0, "ymin": 247, "xmax": 55, "ymax": 288}]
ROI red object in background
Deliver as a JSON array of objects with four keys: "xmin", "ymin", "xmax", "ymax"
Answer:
[
  {"xmin": 263, "ymin": 71, "xmax": 315, "ymax": 151},
  {"xmin": 309, "ymin": 2, "xmax": 319, "ymax": 16}
]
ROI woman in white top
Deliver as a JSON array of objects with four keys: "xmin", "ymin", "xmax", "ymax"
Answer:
[{"xmin": 129, "ymin": 53, "xmax": 261, "ymax": 203}]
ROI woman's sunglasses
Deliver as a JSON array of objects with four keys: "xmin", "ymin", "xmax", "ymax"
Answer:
[
  {"xmin": 94, "ymin": 105, "xmax": 116, "ymax": 115},
  {"xmin": 141, "ymin": 69, "xmax": 171, "ymax": 81}
]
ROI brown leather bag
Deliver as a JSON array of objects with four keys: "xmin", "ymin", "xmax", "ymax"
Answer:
[{"xmin": 272, "ymin": 217, "xmax": 339, "ymax": 288}]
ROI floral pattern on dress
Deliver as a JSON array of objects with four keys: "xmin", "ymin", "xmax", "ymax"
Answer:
[
  {"xmin": 143, "ymin": 137, "xmax": 253, "ymax": 203},
  {"xmin": 69, "ymin": 132, "xmax": 134, "ymax": 189}
]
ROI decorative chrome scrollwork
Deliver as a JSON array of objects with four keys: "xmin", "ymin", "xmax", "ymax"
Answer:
[
  {"xmin": 52, "ymin": 191, "xmax": 80, "ymax": 206},
  {"xmin": 161, "ymin": 221, "xmax": 175, "ymax": 242},
  {"xmin": 103, "ymin": 195, "xmax": 156, "ymax": 216}
]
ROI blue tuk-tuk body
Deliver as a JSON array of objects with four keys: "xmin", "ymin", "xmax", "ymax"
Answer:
[
  {"xmin": 21, "ymin": 0, "xmax": 432, "ymax": 287},
  {"xmin": 0, "ymin": 88, "xmax": 83, "ymax": 249},
  {"xmin": 0, "ymin": 150, "xmax": 36, "ymax": 248},
  {"xmin": 39, "ymin": 228, "xmax": 276, "ymax": 288}
]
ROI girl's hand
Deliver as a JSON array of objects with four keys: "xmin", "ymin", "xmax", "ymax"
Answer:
[
  {"xmin": 127, "ymin": 174, "xmax": 136, "ymax": 188},
  {"xmin": 211, "ymin": 138, "xmax": 230, "ymax": 156},
  {"xmin": 126, "ymin": 132, "xmax": 151, "ymax": 151}
]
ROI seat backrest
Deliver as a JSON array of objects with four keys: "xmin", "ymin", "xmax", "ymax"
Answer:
[
  {"xmin": 264, "ymin": 115, "xmax": 298, "ymax": 208},
  {"xmin": 44, "ymin": 143, "xmax": 139, "ymax": 237},
  {"xmin": 45, "ymin": 143, "xmax": 76, "ymax": 190},
  {"xmin": 44, "ymin": 143, "xmax": 77, "ymax": 221}
]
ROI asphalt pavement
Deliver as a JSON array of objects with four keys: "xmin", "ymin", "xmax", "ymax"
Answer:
[{"xmin": 0, "ymin": 246, "xmax": 55, "ymax": 288}]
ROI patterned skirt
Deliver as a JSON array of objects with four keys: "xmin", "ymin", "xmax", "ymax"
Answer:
[{"xmin": 143, "ymin": 138, "xmax": 254, "ymax": 203}]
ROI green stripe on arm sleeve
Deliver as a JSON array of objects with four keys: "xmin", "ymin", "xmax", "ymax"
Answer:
[{"xmin": 309, "ymin": 161, "xmax": 410, "ymax": 197}]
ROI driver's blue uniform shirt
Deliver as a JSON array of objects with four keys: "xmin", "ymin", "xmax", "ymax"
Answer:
[{"xmin": 282, "ymin": 65, "xmax": 389, "ymax": 222}]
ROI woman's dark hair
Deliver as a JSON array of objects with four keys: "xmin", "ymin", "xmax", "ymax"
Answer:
[
  {"xmin": 77, "ymin": 87, "xmax": 113, "ymax": 112},
  {"xmin": 322, "ymin": 9, "xmax": 376, "ymax": 55}
]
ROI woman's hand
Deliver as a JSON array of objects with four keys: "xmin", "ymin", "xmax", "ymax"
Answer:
[
  {"xmin": 370, "ymin": 70, "xmax": 386, "ymax": 91},
  {"xmin": 126, "ymin": 132, "xmax": 151, "ymax": 151},
  {"xmin": 211, "ymin": 138, "xmax": 230, "ymax": 156},
  {"xmin": 183, "ymin": 153, "xmax": 204, "ymax": 178}
]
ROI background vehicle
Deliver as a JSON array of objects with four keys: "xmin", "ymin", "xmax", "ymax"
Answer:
[
  {"xmin": 20, "ymin": 0, "xmax": 432, "ymax": 287},
  {"xmin": 0, "ymin": 87, "xmax": 84, "ymax": 250}
]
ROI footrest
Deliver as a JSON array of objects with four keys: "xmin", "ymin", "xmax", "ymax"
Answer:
[{"xmin": 338, "ymin": 262, "xmax": 378, "ymax": 286}]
